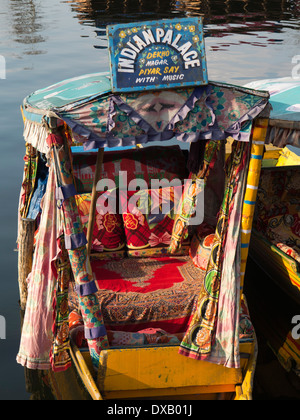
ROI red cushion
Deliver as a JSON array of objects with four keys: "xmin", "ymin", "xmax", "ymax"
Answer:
[
  {"xmin": 90, "ymin": 256, "xmax": 204, "ymax": 334},
  {"xmin": 76, "ymin": 192, "xmax": 125, "ymax": 252},
  {"xmin": 120, "ymin": 186, "xmax": 184, "ymax": 252}
]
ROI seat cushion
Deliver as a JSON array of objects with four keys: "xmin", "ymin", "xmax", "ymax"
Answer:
[
  {"xmin": 69, "ymin": 256, "xmax": 204, "ymax": 334},
  {"xmin": 120, "ymin": 185, "xmax": 189, "ymax": 256},
  {"xmin": 76, "ymin": 192, "xmax": 126, "ymax": 254}
]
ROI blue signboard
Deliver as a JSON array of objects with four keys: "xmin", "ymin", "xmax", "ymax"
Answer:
[{"xmin": 107, "ymin": 17, "xmax": 208, "ymax": 93}]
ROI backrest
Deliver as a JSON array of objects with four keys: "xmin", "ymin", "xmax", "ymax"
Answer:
[
  {"xmin": 73, "ymin": 145, "xmax": 190, "ymax": 257},
  {"xmin": 72, "ymin": 145, "xmax": 188, "ymax": 194}
]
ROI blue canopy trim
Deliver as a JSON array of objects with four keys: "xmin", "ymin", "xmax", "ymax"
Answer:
[
  {"xmin": 246, "ymin": 78, "xmax": 300, "ymax": 149},
  {"xmin": 24, "ymin": 72, "xmax": 112, "ymax": 112}
]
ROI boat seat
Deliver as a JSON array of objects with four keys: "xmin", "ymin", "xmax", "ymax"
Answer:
[
  {"xmin": 69, "ymin": 255, "xmax": 203, "ymax": 335},
  {"xmin": 69, "ymin": 255, "xmax": 255, "ymax": 349}
]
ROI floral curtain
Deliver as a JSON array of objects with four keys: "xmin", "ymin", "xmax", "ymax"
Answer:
[
  {"xmin": 17, "ymin": 167, "xmax": 62, "ymax": 370},
  {"xmin": 48, "ymin": 130, "xmax": 109, "ymax": 371},
  {"xmin": 170, "ymin": 141, "xmax": 250, "ymax": 367}
]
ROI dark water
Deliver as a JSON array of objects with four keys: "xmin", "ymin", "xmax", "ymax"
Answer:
[{"xmin": 0, "ymin": 0, "xmax": 300, "ymax": 400}]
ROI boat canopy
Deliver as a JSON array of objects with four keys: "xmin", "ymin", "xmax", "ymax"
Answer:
[
  {"xmin": 22, "ymin": 72, "xmax": 270, "ymax": 155},
  {"xmin": 246, "ymin": 78, "xmax": 300, "ymax": 149}
]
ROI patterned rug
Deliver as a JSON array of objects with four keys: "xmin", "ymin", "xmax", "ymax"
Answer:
[{"xmin": 69, "ymin": 256, "xmax": 204, "ymax": 334}]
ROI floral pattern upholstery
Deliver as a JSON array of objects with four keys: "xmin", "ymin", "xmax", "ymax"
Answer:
[
  {"xmin": 76, "ymin": 192, "xmax": 125, "ymax": 253},
  {"xmin": 120, "ymin": 186, "xmax": 188, "ymax": 255}
]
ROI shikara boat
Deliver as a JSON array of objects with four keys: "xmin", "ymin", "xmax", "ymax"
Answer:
[
  {"xmin": 245, "ymin": 78, "xmax": 300, "ymax": 382},
  {"xmin": 16, "ymin": 69, "xmax": 272, "ymax": 400},
  {"xmin": 245, "ymin": 78, "xmax": 300, "ymax": 304}
]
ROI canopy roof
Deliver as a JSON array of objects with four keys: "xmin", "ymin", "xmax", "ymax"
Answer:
[
  {"xmin": 22, "ymin": 72, "xmax": 270, "ymax": 154},
  {"xmin": 245, "ymin": 77, "xmax": 300, "ymax": 149},
  {"xmin": 24, "ymin": 72, "xmax": 112, "ymax": 112},
  {"xmin": 246, "ymin": 78, "xmax": 300, "ymax": 126}
]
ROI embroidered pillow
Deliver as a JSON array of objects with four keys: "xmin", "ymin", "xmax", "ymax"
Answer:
[
  {"xmin": 75, "ymin": 191, "xmax": 125, "ymax": 254},
  {"xmin": 260, "ymin": 201, "xmax": 300, "ymax": 263},
  {"xmin": 189, "ymin": 223, "xmax": 215, "ymax": 272},
  {"xmin": 120, "ymin": 186, "xmax": 189, "ymax": 256}
]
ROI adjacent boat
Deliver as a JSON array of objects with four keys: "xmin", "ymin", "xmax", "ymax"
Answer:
[
  {"xmin": 16, "ymin": 69, "xmax": 272, "ymax": 400},
  {"xmin": 245, "ymin": 78, "xmax": 300, "ymax": 304},
  {"xmin": 245, "ymin": 78, "xmax": 300, "ymax": 383}
]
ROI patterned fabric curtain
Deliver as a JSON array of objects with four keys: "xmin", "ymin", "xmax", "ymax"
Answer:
[
  {"xmin": 169, "ymin": 140, "xmax": 222, "ymax": 254},
  {"xmin": 48, "ymin": 130, "xmax": 109, "ymax": 371},
  {"xmin": 171, "ymin": 141, "xmax": 250, "ymax": 367},
  {"xmin": 20, "ymin": 143, "xmax": 39, "ymax": 219},
  {"xmin": 17, "ymin": 166, "xmax": 62, "ymax": 370},
  {"xmin": 50, "ymin": 235, "xmax": 72, "ymax": 371}
]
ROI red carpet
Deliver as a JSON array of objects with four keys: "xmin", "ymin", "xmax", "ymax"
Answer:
[{"xmin": 69, "ymin": 256, "xmax": 204, "ymax": 334}]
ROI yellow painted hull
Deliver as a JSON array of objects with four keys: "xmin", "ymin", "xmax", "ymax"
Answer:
[{"xmin": 41, "ymin": 338, "xmax": 257, "ymax": 401}]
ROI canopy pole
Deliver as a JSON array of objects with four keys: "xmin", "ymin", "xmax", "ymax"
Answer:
[
  {"xmin": 240, "ymin": 117, "xmax": 269, "ymax": 295},
  {"xmin": 86, "ymin": 148, "xmax": 104, "ymax": 256}
]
